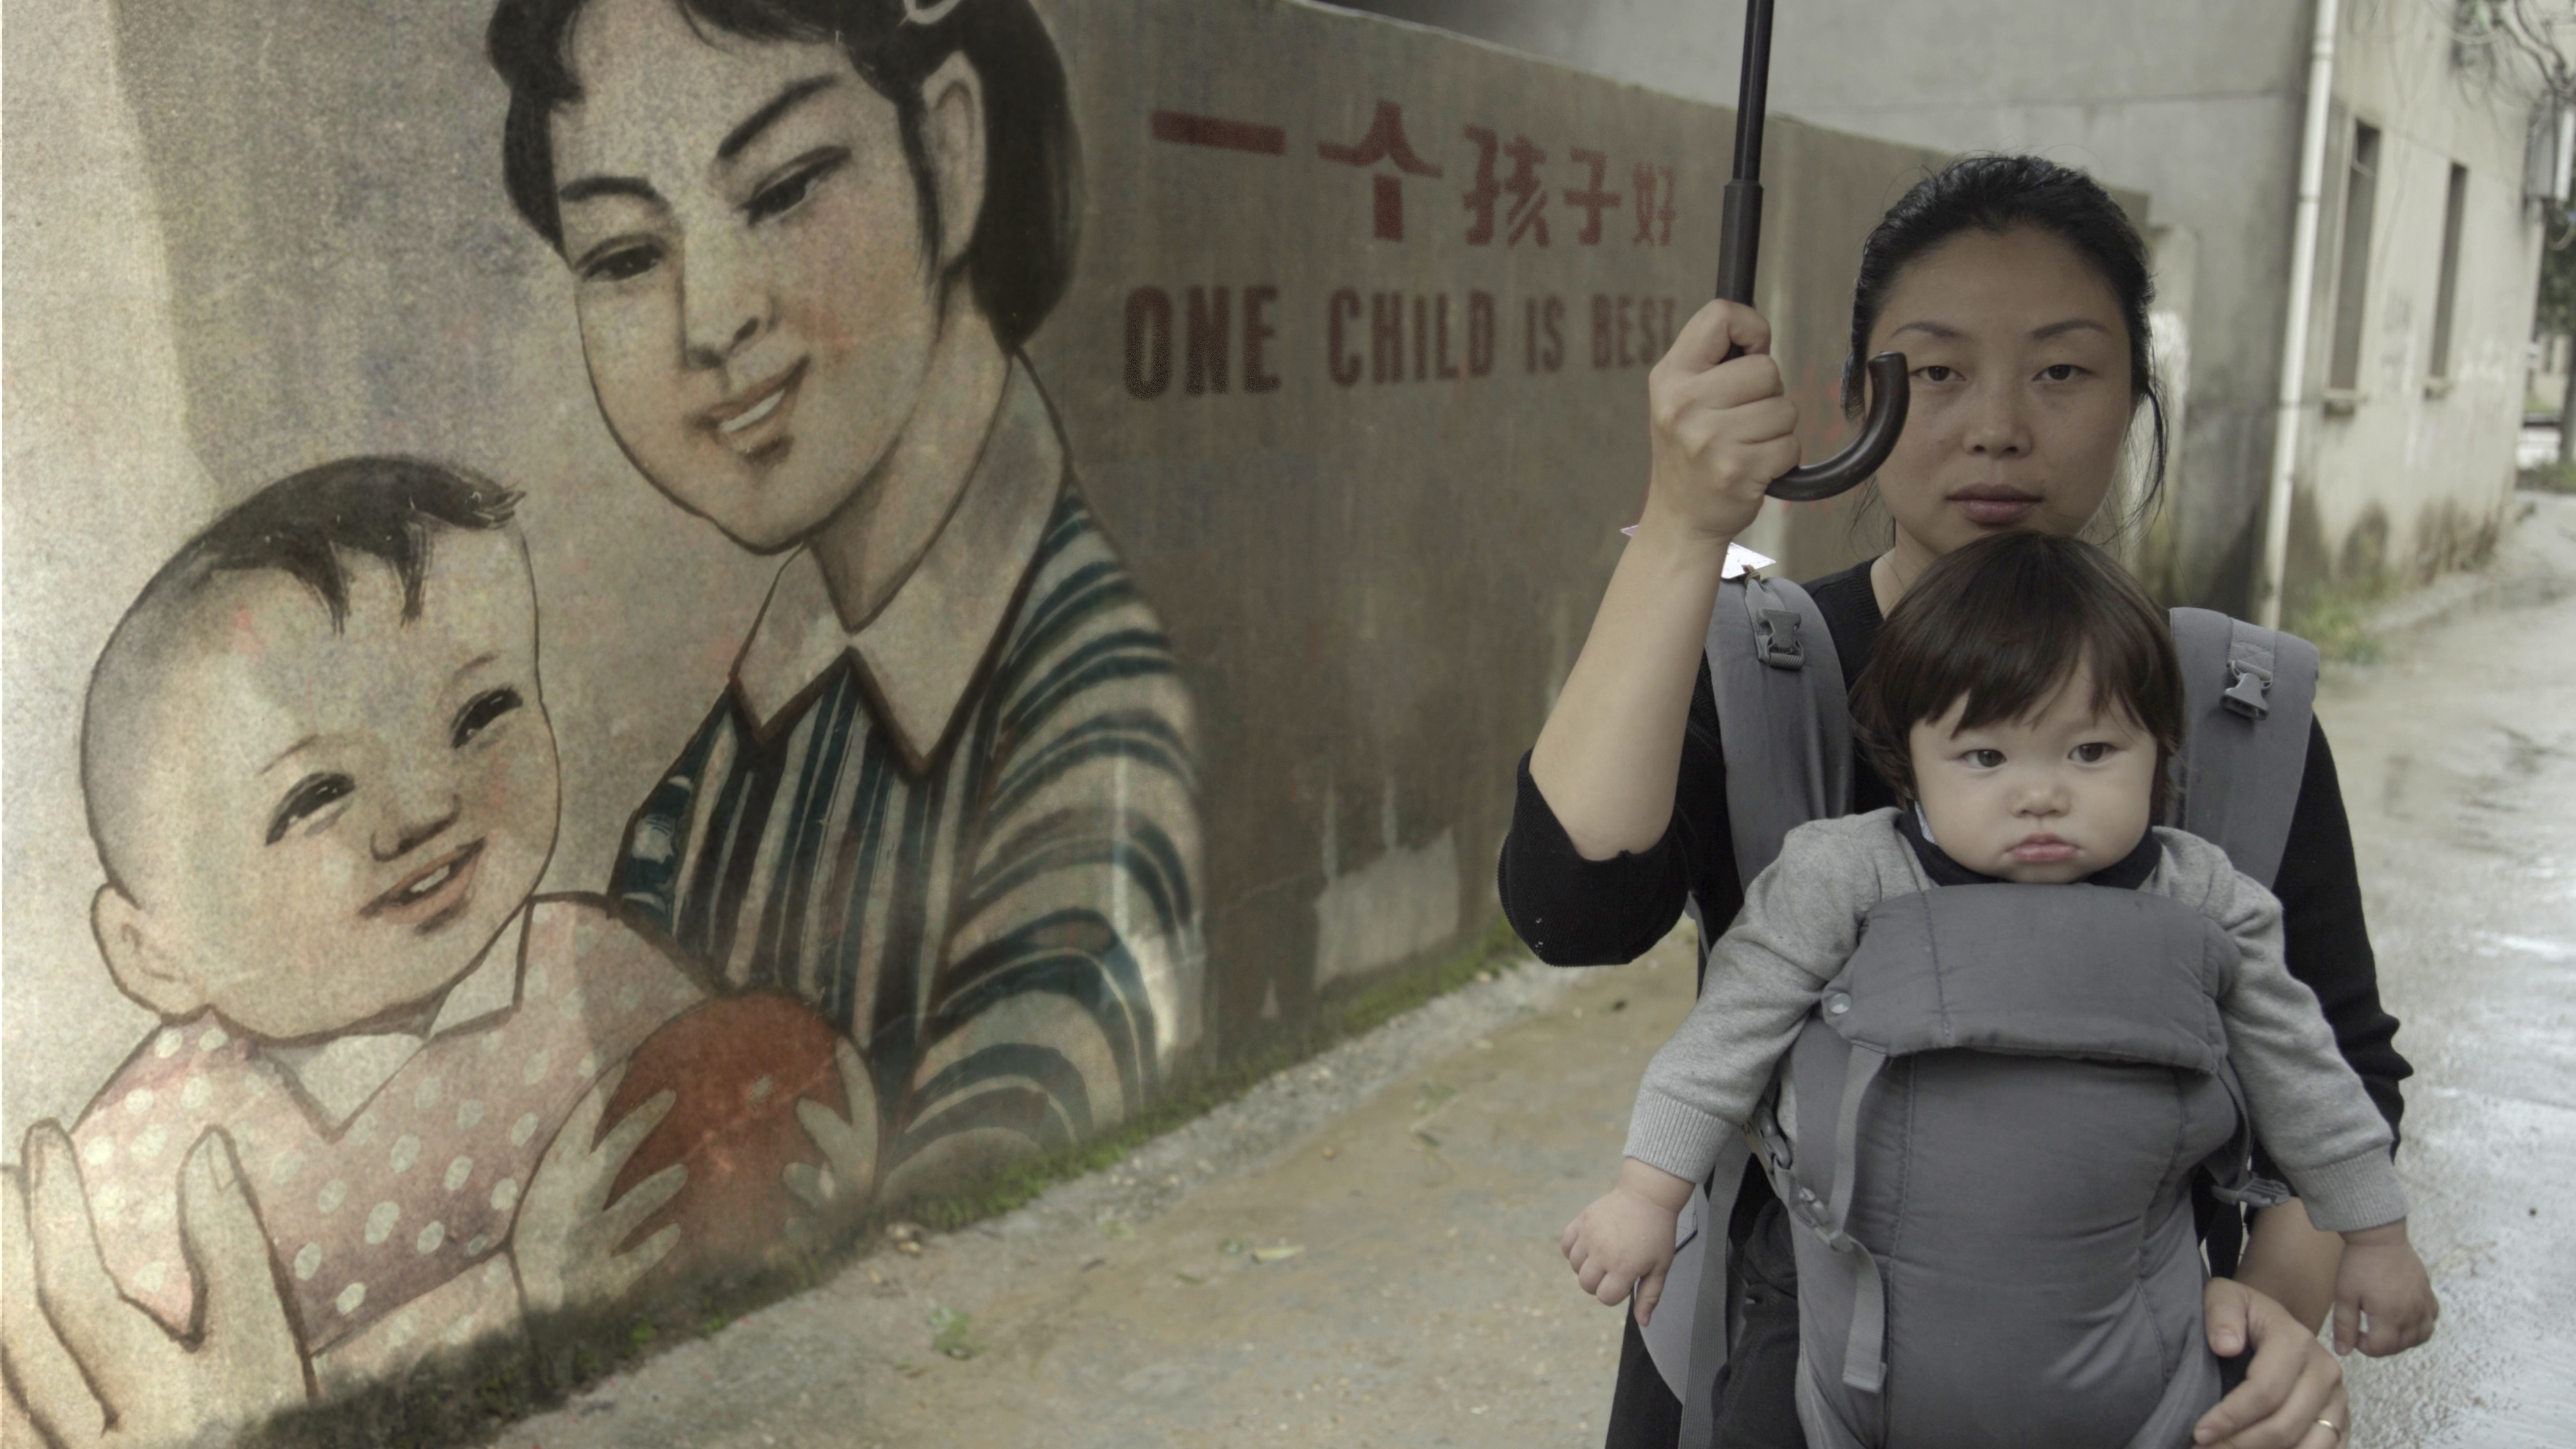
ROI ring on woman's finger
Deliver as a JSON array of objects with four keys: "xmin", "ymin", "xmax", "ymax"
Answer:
[{"xmin": 2314, "ymin": 1418, "xmax": 2343, "ymax": 1441}]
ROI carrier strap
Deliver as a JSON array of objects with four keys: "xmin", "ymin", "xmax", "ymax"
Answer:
[
  {"xmin": 2205, "ymin": 1066, "xmax": 2294, "ymax": 1212},
  {"xmin": 2167, "ymin": 608, "xmax": 2318, "ymax": 890},
  {"xmin": 1656, "ymin": 1138, "xmax": 1752, "ymax": 1449},
  {"xmin": 1758, "ymin": 1038, "xmax": 1894, "ymax": 1396},
  {"xmin": 1824, "ymin": 1044, "xmax": 1890, "ymax": 1394},
  {"xmin": 1708, "ymin": 574, "xmax": 1851, "ymax": 898}
]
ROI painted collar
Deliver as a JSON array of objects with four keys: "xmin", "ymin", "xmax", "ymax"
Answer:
[
  {"xmin": 731, "ymin": 360, "xmax": 1063, "ymax": 766},
  {"xmin": 264, "ymin": 906, "xmax": 529, "ymax": 1129}
]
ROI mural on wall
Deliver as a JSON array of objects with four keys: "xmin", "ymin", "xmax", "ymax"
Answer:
[
  {"xmin": 2, "ymin": 0, "xmax": 1949, "ymax": 1434},
  {"xmin": 490, "ymin": 0, "xmax": 1207, "ymax": 1210}
]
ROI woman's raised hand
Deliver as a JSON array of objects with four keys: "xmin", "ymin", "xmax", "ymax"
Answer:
[{"xmin": 1642, "ymin": 299, "xmax": 1801, "ymax": 548}]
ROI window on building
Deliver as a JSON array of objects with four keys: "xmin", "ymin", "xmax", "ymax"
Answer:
[
  {"xmin": 2429, "ymin": 162, "xmax": 2469, "ymax": 381},
  {"xmin": 2327, "ymin": 121, "xmax": 2381, "ymax": 394}
]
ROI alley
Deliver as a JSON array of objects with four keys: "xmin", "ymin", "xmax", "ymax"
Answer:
[
  {"xmin": 2316, "ymin": 496, "xmax": 2576, "ymax": 1446},
  {"xmin": 482, "ymin": 499, "xmax": 2576, "ymax": 1449}
]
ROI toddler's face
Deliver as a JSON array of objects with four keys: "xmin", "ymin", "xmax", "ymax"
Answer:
[
  {"xmin": 1907, "ymin": 663, "xmax": 2157, "ymax": 884},
  {"xmin": 109, "ymin": 529, "xmax": 559, "ymax": 1039}
]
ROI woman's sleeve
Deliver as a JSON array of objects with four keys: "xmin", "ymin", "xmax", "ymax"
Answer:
[
  {"xmin": 1497, "ymin": 656, "xmax": 1737, "ymax": 966},
  {"xmin": 2269, "ymin": 717, "xmax": 2413, "ymax": 1147}
]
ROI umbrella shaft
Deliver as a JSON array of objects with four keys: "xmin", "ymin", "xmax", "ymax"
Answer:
[
  {"xmin": 1717, "ymin": 0, "xmax": 1776, "ymax": 305},
  {"xmin": 1733, "ymin": 0, "xmax": 1774, "ymax": 185}
]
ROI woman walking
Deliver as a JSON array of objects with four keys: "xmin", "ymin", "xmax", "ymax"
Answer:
[{"xmin": 1504, "ymin": 156, "xmax": 2411, "ymax": 1449}]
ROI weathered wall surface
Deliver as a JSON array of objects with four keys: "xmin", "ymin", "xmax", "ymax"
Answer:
[
  {"xmin": 1358, "ymin": 0, "xmax": 2311, "ymax": 610},
  {"xmin": 1359, "ymin": 0, "xmax": 2551, "ymax": 617},
  {"xmin": 1, "ymin": 0, "xmax": 1943, "ymax": 1430},
  {"xmin": 2290, "ymin": 1, "xmax": 2542, "ymax": 601}
]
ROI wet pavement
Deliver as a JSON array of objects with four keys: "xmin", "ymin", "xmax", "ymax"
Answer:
[
  {"xmin": 477, "ymin": 496, "xmax": 2576, "ymax": 1449},
  {"xmin": 2318, "ymin": 494, "xmax": 2576, "ymax": 1448}
]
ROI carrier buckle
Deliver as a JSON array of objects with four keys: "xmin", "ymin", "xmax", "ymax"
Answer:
[
  {"xmin": 2222, "ymin": 660, "xmax": 2273, "ymax": 719},
  {"xmin": 1756, "ymin": 608, "xmax": 1807, "ymax": 670}
]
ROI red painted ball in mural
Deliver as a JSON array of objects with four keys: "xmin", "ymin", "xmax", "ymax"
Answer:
[{"xmin": 602, "ymin": 991, "xmax": 860, "ymax": 1283}]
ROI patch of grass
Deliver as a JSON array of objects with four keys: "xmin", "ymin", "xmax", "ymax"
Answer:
[
  {"xmin": 1338, "ymin": 915, "xmax": 1523, "ymax": 1038},
  {"xmin": 906, "ymin": 913, "xmax": 1525, "ymax": 1232},
  {"xmin": 2288, "ymin": 574, "xmax": 2402, "ymax": 665},
  {"xmin": 2519, "ymin": 461, "xmax": 2576, "ymax": 494},
  {"xmin": 233, "ymin": 914, "xmax": 1532, "ymax": 1449},
  {"xmin": 929, "ymin": 1306, "xmax": 983, "ymax": 1360}
]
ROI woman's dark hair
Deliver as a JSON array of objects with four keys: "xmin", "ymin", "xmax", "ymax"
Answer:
[
  {"xmin": 1844, "ymin": 154, "xmax": 2167, "ymax": 510},
  {"xmin": 1851, "ymin": 531, "xmax": 2184, "ymax": 810},
  {"xmin": 487, "ymin": 0, "xmax": 1078, "ymax": 350}
]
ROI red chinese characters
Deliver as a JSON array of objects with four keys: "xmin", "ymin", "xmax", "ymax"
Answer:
[
  {"xmin": 1462, "ymin": 127, "xmax": 1553, "ymax": 247},
  {"xmin": 1632, "ymin": 162, "xmax": 1678, "ymax": 247},
  {"xmin": 1318, "ymin": 101, "xmax": 1444, "ymax": 241},
  {"xmin": 1563, "ymin": 148, "xmax": 1622, "ymax": 246},
  {"xmin": 1148, "ymin": 99, "xmax": 1676, "ymax": 249}
]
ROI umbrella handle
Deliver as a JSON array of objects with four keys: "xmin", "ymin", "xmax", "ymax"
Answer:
[
  {"xmin": 1768, "ymin": 352, "xmax": 1910, "ymax": 502},
  {"xmin": 1715, "ymin": 0, "xmax": 1909, "ymax": 501}
]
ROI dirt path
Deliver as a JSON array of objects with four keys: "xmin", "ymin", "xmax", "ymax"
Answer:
[{"xmin": 484, "ymin": 935, "xmax": 1697, "ymax": 1449}]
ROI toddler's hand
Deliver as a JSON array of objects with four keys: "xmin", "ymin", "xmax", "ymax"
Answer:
[
  {"xmin": 1560, "ymin": 1159, "xmax": 1692, "ymax": 1327},
  {"xmin": 2331, "ymin": 1220, "xmax": 2437, "ymax": 1356}
]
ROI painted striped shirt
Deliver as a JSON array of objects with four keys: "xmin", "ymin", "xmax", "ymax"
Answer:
[{"xmin": 611, "ymin": 364, "xmax": 1203, "ymax": 1201}]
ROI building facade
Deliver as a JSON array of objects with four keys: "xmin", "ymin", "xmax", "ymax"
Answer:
[{"xmin": 1356, "ymin": 0, "xmax": 2561, "ymax": 615}]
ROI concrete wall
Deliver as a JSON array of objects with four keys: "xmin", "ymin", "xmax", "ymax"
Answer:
[
  {"xmin": 2290, "ymin": 0, "xmax": 2544, "ymax": 597},
  {"xmin": 1354, "ymin": 0, "xmax": 2312, "ymax": 609},
  {"xmin": 0, "ymin": 0, "xmax": 1949, "ymax": 1428},
  {"xmin": 1354, "ymin": 0, "xmax": 2551, "ymax": 614}
]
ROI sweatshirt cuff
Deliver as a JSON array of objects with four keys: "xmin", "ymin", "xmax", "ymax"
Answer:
[
  {"xmin": 1623, "ymin": 1092, "xmax": 1733, "ymax": 1186},
  {"xmin": 2288, "ymin": 1148, "xmax": 2408, "ymax": 1233}
]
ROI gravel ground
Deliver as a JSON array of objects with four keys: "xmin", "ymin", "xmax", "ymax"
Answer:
[{"xmin": 478, "ymin": 931, "xmax": 1698, "ymax": 1449}]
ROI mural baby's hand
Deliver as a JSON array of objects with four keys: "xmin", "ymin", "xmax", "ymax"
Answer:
[
  {"xmin": 2, "ymin": 1123, "xmax": 304, "ymax": 1448},
  {"xmin": 513, "ymin": 1064, "xmax": 684, "ymax": 1318},
  {"xmin": 782, "ymin": 1037, "xmax": 879, "ymax": 1238}
]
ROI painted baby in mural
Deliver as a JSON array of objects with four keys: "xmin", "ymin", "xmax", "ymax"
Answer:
[{"xmin": 3, "ymin": 460, "xmax": 868, "ymax": 1444}]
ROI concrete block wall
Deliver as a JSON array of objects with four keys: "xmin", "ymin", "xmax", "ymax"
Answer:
[{"xmin": 0, "ymin": 0, "xmax": 1951, "ymax": 1428}]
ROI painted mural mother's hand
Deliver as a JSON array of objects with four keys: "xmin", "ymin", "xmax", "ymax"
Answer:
[
  {"xmin": 1, "ymin": 1123, "xmax": 305, "ymax": 1448},
  {"xmin": 782, "ymin": 1038, "xmax": 879, "ymax": 1238},
  {"xmin": 513, "ymin": 1064, "xmax": 684, "ymax": 1318}
]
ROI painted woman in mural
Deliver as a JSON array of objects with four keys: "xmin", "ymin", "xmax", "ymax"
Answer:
[{"xmin": 485, "ymin": 0, "xmax": 1205, "ymax": 1204}]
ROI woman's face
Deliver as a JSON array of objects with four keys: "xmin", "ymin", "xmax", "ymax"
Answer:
[
  {"xmin": 1862, "ymin": 226, "xmax": 2139, "ymax": 560},
  {"xmin": 548, "ymin": 0, "xmax": 955, "ymax": 552}
]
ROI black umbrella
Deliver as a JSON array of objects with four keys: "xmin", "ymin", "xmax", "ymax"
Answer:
[{"xmin": 1717, "ymin": 0, "xmax": 1909, "ymax": 501}]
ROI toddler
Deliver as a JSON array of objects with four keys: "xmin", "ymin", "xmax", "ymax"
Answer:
[{"xmin": 1562, "ymin": 531, "xmax": 2436, "ymax": 1444}]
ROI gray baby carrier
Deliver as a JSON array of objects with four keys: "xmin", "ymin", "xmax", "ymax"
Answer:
[{"xmin": 1642, "ymin": 573, "xmax": 2320, "ymax": 1448}]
